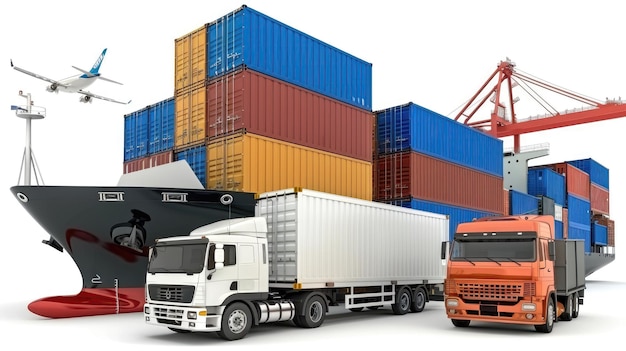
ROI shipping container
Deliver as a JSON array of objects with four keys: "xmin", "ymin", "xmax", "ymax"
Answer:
[
  {"xmin": 174, "ymin": 145, "xmax": 207, "ymax": 187},
  {"xmin": 563, "ymin": 207, "xmax": 569, "ymax": 239},
  {"xmin": 123, "ymin": 150, "xmax": 174, "ymax": 174},
  {"xmin": 545, "ymin": 163, "xmax": 590, "ymax": 200},
  {"xmin": 206, "ymin": 131, "xmax": 372, "ymax": 200},
  {"xmin": 509, "ymin": 189, "xmax": 539, "ymax": 215},
  {"xmin": 568, "ymin": 224, "xmax": 591, "ymax": 253},
  {"xmin": 568, "ymin": 158, "xmax": 609, "ymax": 190},
  {"xmin": 593, "ymin": 215, "xmax": 615, "ymax": 247},
  {"xmin": 591, "ymin": 222, "xmax": 608, "ymax": 246},
  {"xmin": 538, "ymin": 195, "xmax": 556, "ymax": 217},
  {"xmin": 373, "ymin": 151, "xmax": 504, "ymax": 213},
  {"xmin": 206, "ymin": 68, "xmax": 373, "ymax": 161},
  {"xmin": 148, "ymin": 97, "xmax": 175, "ymax": 155},
  {"xmin": 383, "ymin": 197, "xmax": 499, "ymax": 241},
  {"xmin": 503, "ymin": 188, "xmax": 509, "ymax": 215},
  {"xmin": 175, "ymin": 85, "xmax": 207, "ymax": 149},
  {"xmin": 207, "ymin": 5, "xmax": 372, "ymax": 110},
  {"xmin": 567, "ymin": 194, "xmax": 591, "ymax": 252},
  {"xmin": 554, "ymin": 220, "xmax": 564, "ymax": 240},
  {"xmin": 175, "ymin": 24, "xmax": 208, "ymax": 92},
  {"xmin": 375, "ymin": 102, "xmax": 503, "ymax": 177},
  {"xmin": 256, "ymin": 188, "xmax": 448, "ymax": 284},
  {"xmin": 527, "ymin": 167, "xmax": 566, "ymax": 206},
  {"xmin": 590, "ymin": 183, "xmax": 610, "ymax": 215},
  {"xmin": 123, "ymin": 106, "xmax": 149, "ymax": 161}
]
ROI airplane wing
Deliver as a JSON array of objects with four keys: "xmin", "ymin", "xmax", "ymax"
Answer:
[
  {"xmin": 77, "ymin": 89, "xmax": 131, "ymax": 105},
  {"xmin": 10, "ymin": 59, "xmax": 69, "ymax": 87}
]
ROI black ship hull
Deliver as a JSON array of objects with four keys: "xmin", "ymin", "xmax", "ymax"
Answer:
[{"xmin": 11, "ymin": 185, "xmax": 256, "ymax": 318}]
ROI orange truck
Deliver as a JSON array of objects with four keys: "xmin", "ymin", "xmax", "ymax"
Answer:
[{"xmin": 442, "ymin": 215, "xmax": 585, "ymax": 333}]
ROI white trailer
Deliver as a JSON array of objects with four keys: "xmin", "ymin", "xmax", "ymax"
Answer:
[{"xmin": 144, "ymin": 188, "xmax": 448, "ymax": 340}]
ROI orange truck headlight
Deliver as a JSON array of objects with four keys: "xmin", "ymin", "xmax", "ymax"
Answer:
[
  {"xmin": 446, "ymin": 299, "xmax": 459, "ymax": 307},
  {"xmin": 522, "ymin": 303, "xmax": 536, "ymax": 311}
]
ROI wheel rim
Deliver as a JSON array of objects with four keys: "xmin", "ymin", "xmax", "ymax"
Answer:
[
  {"xmin": 400, "ymin": 291, "xmax": 410, "ymax": 310},
  {"xmin": 415, "ymin": 291, "xmax": 425, "ymax": 309},
  {"xmin": 227, "ymin": 309, "xmax": 248, "ymax": 334},
  {"xmin": 309, "ymin": 300, "xmax": 323, "ymax": 323},
  {"xmin": 547, "ymin": 302, "xmax": 554, "ymax": 327}
]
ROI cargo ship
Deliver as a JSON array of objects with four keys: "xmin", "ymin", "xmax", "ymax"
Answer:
[{"xmin": 10, "ymin": 161, "xmax": 256, "ymax": 318}]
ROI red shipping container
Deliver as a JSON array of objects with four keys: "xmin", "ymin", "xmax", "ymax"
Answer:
[
  {"xmin": 562, "ymin": 207, "xmax": 569, "ymax": 239},
  {"xmin": 590, "ymin": 183, "xmax": 610, "ymax": 215},
  {"xmin": 123, "ymin": 150, "xmax": 173, "ymax": 174},
  {"xmin": 373, "ymin": 151, "xmax": 503, "ymax": 214},
  {"xmin": 547, "ymin": 163, "xmax": 590, "ymax": 200},
  {"xmin": 503, "ymin": 188, "xmax": 510, "ymax": 215},
  {"xmin": 206, "ymin": 67, "xmax": 373, "ymax": 162}
]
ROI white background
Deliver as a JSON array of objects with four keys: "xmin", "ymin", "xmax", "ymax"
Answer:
[{"xmin": 1, "ymin": 0, "xmax": 625, "ymax": 347}]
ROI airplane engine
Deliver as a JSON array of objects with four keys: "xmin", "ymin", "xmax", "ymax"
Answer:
[
  {"xmin": 46, "ymin": 83, "xmax": 58, "ymax": 93},
  {"xmin": 79, "ymin": 95, "xmax": 93, "ymax": 103}
]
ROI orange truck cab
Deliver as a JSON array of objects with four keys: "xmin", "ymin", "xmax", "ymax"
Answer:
[{"xmin": 442, "ymin": 215, "xmax": 585, "ymax": 333}]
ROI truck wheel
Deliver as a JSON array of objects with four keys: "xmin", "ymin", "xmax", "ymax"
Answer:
[
  {"xmin": 534, "ymin": 298, "xmax": 555, "ymax": 333},
  {"xmin": 410, "ymin": 287, "xmax": 427, "ymax": 313},
  {"xmin": 294, "ymin": 295, "xmax": 326, "ymax": 328},
  {"xmin": 572, "ymin": 292, "xmax": 580, "ymax": 318},
  {"xmin": 451, "ymin": 319, "xmax": 470, "ymax": 327},
  {"xmin": 560, "ymin": 294, "xmax": 573, "ymax": 321},
  {"xmin": 392, "ymin": 287, "xmax": 411, "ymax": 315},
  {"xmin": 216, "ymin": 302, "xmax": 252, "ymax": 341}
]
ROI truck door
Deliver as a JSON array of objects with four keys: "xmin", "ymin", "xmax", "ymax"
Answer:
[{"xmin": 206, "ymin": 243, "xmax": 239, "ymax": 306}]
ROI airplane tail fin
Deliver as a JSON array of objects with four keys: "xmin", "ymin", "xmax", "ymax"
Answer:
[{"xmin": 90, "ymin": 48, "xmax": 108, "ymax": 74}]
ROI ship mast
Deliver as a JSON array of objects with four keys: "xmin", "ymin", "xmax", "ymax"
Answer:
[{"xmin": 12, "ymin": 90, "xmax": 46, "ymax": 185}]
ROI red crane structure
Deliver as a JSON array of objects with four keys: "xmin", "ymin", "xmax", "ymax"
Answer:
[{"xmin": 454, "ymin": 58, "xmax": 626, "ymax": 153}]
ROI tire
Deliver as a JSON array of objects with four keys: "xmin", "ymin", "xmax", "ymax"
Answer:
[
  {"xmin": 168, "ymin": 327, "xmax": 191, "ymax": 333},
  {"xmin": 216, "ymin": 302, "xmax": 252, "ymax": 341},
  {"xmin": 451, "ymin": 319, "xmax": 471, "ymax": 327},
  {"xmin": 410, "ymin": 288, "xmax": 427, "ymax": 313},
  {"xmin": 391, "ymin": 287, "xmax": 411, "ymax": 315},
  {"xmin": 294, "ymin": 295, "xmax": 326, "ymax": 328},
  {"xmin": 560, "ymin": 294, "xmax": 573, "ymax": 321},
  {"xmin": 572, "ymin": 292, "xmax": 580, "ymax": 318},
  {"xmin": 534, "ymin": 298, "xmax": 555, "ymax": 333}
]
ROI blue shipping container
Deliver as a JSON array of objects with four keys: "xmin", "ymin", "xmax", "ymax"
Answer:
[
  {"xmin": 174, "ymin": 145, "xmax": 206, "ymax": 187},
  {"xmin": 567, "ymin": 194, "xmax": 591, "ymax": 226},
  {"xmin": 554, "ymin": 220, "xmax": 563, "ymax": 240},
  {"xmin": 386, "ymin": 197, "xmax": 499, "ymax": 241},
  {"xmin": 568, "ymin": 158, "xmax": 609, "ymax": 190},
  {"xmin": 148, "ymin": 97, "xmax": 175, "ymax": 155},
  {"xmin": 509, "ymin": 189, "xmax": 539, "ymax": 215},
  {"xmin": 375, "ymin": 102, "xmax": 503, "ymax": 177},
  {"xmin": 207, "ymin": 5, "xmax": 372, "ymax": 110},
  {"xmin": 568, "ymin": 223, "xmax": 591, "ymax": 253},
  {"xmin": 592, "ymin": 222, "xmax": 608, "ymax": 246},
  {"xmin": 527, "ymin": 167, "xmax": 566, "ymax": 206},
  {"xmin": 123, "ymin": 108, "xmax": 149, "ymax": 161}
]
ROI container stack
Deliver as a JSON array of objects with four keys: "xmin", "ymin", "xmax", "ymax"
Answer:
[
  {"xmin": 528, "ymin": 158, "xmax": 614, "ymax": 254},
  {"xmin": 372, "ymin": 102, "xmax": 505, "ymax": 239},
  {"xmin": 124, "ymin": 5, "xmax": 374, "ymax": 200}
]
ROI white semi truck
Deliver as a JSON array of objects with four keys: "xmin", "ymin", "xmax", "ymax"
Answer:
[{"xmin": 143, "ymin": 188, "xmax": 449, "ymax": 340}]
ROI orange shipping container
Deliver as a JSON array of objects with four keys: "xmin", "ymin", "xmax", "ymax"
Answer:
[
  {"xmin": 175, "ymin": 85, "xmax": 206, "ymax": 149},
  {"xmin": 207, "ymin": 131, "xmax": 372, "ymax": 200},
  {"xmin": 373, "ymin": 151, "xmax": 504, "ymax": 214},
  {"xmin": 548, "ymin": 163, "xmax": 590, "ymax": 200},
  {"xmin": 590, "ymin": 183, "xmax": 610, "ymax": 215},
  {"xmin": 174, "ymin": 24, "xmax": 207, "ymax": 92},
  {"xmin": 123, "ymin": 150, "xmax": 173, "ymax": 174}
]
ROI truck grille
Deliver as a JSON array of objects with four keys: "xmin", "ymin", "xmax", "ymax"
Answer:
[
  {"xmin": 458, "ymin": 283, "xmax": 526, "ymax": 302},
  {"xmin": 148, "ymin": 284, "xmax": 195, "ymax": 303},
  {"xmin": 154, "ymin": 306, "xmax": 184, "ymax": 319}
]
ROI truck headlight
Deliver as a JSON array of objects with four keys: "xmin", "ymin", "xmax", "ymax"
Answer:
[
  {"xmin": 187, "ymin": 311, "xmax": 197, "ymax": 320},
  {"xmin": 521, "ymin": 303, "xmax": 536, "ymax": 311},
  {"xmin": 446, "ymin": 299, "xmax": 459, "ymax": 307},
  {"xmin": 144, "ymin": 306, "xmax": 150, "ymax": 314}
]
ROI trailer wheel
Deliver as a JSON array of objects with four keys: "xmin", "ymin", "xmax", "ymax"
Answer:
[
  {"xmin": 572, "ymin": 292, "xmax": 580, "ymax": 318},
  {"xmin": 392, "ymin": 287, "xmax": 411, "ymax": 315},
  {"xmin": 294, "ymin": 295, "xmax": 326, "ymax": 328},
  {"xmin": 560, "ymin": 294, "xmax": 573, "ymax": 321},
  {"xmin": 410, "ymin": 287, "xmax": 427, "ymax": 313},
  {"xmin": 216, "ymin": 302, "xmax": 252, "ymax": 341},
  {"xmin": 534, "ymin": 298, "xmax": 555, "ymax": 333},
  {"xmin": 451, "ymin": 319, "xmax": 471, "ymax": 327}
]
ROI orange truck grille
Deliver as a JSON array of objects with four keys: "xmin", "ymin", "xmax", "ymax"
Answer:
[{"xmin": 457, "ymin": 282, "xmax": 533, "ymax": 302}]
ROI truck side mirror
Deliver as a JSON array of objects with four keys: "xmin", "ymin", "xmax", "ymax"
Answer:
[
  {"xmin": 215, "ymin": 243, "xmax": 225, "ymax": 270},
  {"xmin": 548, "ymin": 241, "xmax": 555, "ymax": 261}
]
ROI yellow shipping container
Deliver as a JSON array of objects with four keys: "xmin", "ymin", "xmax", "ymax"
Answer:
[
  {"xmin": 207, "ymin": 132, "xmax": 372, "ymax": 200},
  {"xmin": 174, "ymin": 24, "xmax": 207, "ymax": 92},
  {"xmin": 175, "ymin": 85, "xmax": 206, "ymax": 149}
]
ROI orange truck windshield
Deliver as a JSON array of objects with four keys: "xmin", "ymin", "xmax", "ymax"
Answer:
[{"xmin": 451, "ymin": 232, "xmax": 536, "ymax": 262}]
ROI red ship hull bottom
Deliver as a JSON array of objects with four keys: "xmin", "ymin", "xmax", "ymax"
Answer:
[{"xmin": 28, "ymin": 287, "xmax": 144, "ymax": 318}]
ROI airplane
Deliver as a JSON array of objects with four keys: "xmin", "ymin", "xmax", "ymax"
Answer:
[{"xmin": 10, "ymin": 48, "xmax": 131, "ymax": 105}]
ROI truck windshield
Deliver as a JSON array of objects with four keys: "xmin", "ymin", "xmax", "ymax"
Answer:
[
  {"xmin": 148, "ymin": 240, "xmax": 208, "ymax": 274},
  {"xmin": 451, "ymin": 237, "xmax": 536, "ymax": 262}
]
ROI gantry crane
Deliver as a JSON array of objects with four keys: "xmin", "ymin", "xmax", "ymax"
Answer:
[{"xmin": 454, "ymin": 58, "xmax": 626, "ymax": 153}]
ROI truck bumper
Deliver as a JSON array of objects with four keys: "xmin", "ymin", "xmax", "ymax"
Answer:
[
  {"xmin": 444, "ymin": 297, "xmax": 547, "ymax": 325},
  {"xmin": 144, "ymin": 303, "xmax": 223, "ymax": 332}
]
